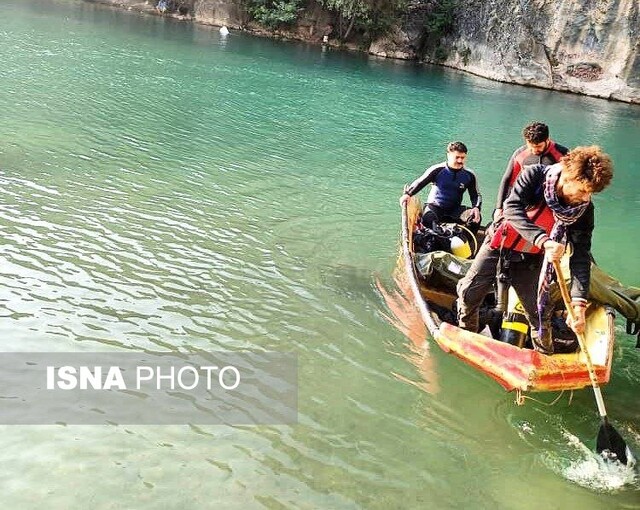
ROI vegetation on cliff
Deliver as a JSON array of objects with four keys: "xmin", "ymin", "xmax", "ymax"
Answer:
[
  {"xmin": 244, "ymin": 0, "xmax": 458, "ymax": 51},
  {"xmin": 248, "ymin": 0, "xmax": 305, "ymax": 29},
  {"xmin": 156, "ymin": 0, "xmax": 457, "ymax": 50},
  {"xmin": 316, "ymin": 0, "xmax": 407, "ymax": 43}
]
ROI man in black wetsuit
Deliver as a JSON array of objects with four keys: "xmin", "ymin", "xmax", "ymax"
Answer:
[
  {"xmin": 400, "ymin": 141, "xmax": 482, "ymax": 230},
  {"xmin": 494, "ymin": 122, "xmax": 568, "ymax": 222}
]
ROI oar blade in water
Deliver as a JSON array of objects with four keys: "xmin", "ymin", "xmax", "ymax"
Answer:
[{"xmin": 597, "ymin": 422, "xmax": 630, "ymax": 465}]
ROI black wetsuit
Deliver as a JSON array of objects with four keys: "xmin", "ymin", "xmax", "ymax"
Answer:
[{"xmin": 406, "ymin": 162, "xmax": 482, "ymax": 226}]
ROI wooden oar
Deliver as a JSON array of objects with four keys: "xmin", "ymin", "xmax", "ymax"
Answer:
[{"xmin": 552, "ymin": 261, "xmax": 630, "ymax": 464}]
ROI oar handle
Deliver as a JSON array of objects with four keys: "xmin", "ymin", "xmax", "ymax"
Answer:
[
  {"xmin": 553, "ymin": 261, "xmax": 579, "ymax": 324},
  {"xmin": 552, "ymin": 261, "xmax": 608, "ymax": 418}
]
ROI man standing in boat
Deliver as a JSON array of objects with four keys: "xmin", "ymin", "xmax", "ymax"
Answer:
[
  {"xmin": 494, "ymin": 122, "xmax": 568, "ymax": 222},
  {"xmin": 456, "ymin": 146, "xmax": 613, "ymax": 354},
  {"xmin": 400, "ymin": 141, "xmax": 482, "ymax": 230}
]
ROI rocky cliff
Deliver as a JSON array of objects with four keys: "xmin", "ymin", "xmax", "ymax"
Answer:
[
  {"xmin": 433, "ymin": 0, "xmax": 640, "ymax": 103},
  {"xmin": 86, "ymin": 0, "xmax": 640, "ymax": 104}
]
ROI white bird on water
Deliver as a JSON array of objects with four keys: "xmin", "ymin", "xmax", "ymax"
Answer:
[{"xmin": 219, "ymin": 26, "xmax": 229, "ymax": 36}]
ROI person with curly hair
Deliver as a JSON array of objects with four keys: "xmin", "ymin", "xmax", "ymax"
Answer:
[{"xmin": 456, "ymin": 146, "xmax": 614, "ymax": 354}]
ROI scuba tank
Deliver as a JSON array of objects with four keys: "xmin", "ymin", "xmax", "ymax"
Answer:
[
  {"xmin": 442, "ymin": 223, "xmax": 477, "ymax": 259},
  {"xmin": 450, "ymin": 235, "xmax": 472, "ymax": 259},
  {"xmin": 412, "ymin": 222, "xmax": 477, "ymax": 258},
  {"xmin": 500, "ymin": 287, "xmax": 529, "ymax": 347},
  {"xmin": 449, "ymin": 224, "xmax": 477, "ymax": 259}
]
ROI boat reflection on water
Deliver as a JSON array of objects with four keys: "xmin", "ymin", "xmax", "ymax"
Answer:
[{"xmin": 376, "ymin": 264, "xmax": 440, "ymax": 395}]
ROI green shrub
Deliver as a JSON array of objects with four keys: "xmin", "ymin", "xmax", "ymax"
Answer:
[
  {"xmin": 424, "ymin": 0, "xmax": 456, "ymax": 40},
  {"xmin": 458, "ymin": 45, "xmax": 471, "ymax": 65},
  {"xmin": 319, "ymin": 0, "xmax": 407, "ymax": 42},
  {"xmin": 420, "ymin": 0, "xmax": 457, "ymax": 60},
  {"xmin": 248, "ymin": 0, "xmax": 304, "ymax": 29},
  {"xmin": 434, "ymin": 45, "xmax": 448, "ymax": 62}
]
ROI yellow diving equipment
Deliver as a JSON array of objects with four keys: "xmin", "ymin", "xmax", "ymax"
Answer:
[
  {"xmin": 500, "ymin": 287, "xmax": 529, "ymax": 347},
  {"xmin": 450, "ymin": 235, "xmax": 472, "ymax": 259}
]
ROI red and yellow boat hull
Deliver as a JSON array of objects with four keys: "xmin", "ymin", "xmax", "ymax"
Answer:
[{"xmin": 434, "ymin": 315, "xmax": 614, "ymax": 392}]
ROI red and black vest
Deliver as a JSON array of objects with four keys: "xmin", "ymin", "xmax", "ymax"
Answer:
[
  {"xmin": 489, "ymin": 203, "xmax": 555, "ymax": 254},
  {"xmin": 508, "ymin": 141, "xmax": 565, "ymax": 188}
]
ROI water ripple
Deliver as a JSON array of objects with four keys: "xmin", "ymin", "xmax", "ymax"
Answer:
[{"xmin": 2, "ymin": 1, "xmax": 640, "ymax": 508}]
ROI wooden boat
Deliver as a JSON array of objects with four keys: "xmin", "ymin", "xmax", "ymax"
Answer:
[{"xmin": 401, "ymin": 196, "xmax": 616, "ymax": 394}]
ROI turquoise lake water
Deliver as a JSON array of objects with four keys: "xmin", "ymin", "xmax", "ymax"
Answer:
[{"xmin": 1, "ymin": 0, "xmax": 639, "ymax": 508}]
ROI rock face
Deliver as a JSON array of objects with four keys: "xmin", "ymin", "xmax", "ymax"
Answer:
[
  {"xmin": 368, "ymin": 2, "xmax": 434, "ymax": 60},
  {"xmin": 432, "ymin": 0, "xmax": 640, "ymax": 103},
  {"xmin": 193, "ymin": 0, "xmax": 245, "ymax": 28}
]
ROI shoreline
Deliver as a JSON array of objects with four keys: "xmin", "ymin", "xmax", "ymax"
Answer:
[{"xmin": 84, "ymin": 0, "xmax": 638, "ymax": 106}]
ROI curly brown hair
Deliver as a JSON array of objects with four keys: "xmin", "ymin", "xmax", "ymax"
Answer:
[
  {"xmin": 522, "ymin": 122, "xmax": 549, "ymax": 144},
  {"xmin": 561, "ymin": 146, "xmax": 613, "ymax": 193}
]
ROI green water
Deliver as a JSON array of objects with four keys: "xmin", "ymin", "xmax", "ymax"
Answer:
[{"xmin": 1, "ymin": 0, "xmax": 639, "ymax": 507}]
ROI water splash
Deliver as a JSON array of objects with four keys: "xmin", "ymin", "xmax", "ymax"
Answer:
[{"xmin": 544, "ymin": 429, "xmax": 638, "ymax": 492}]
